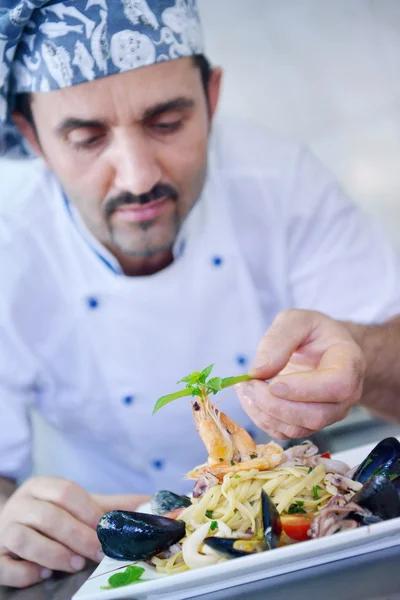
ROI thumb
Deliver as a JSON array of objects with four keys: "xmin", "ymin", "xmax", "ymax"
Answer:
[
  {"xmin": 91, "ymin": 494, "xmax": 151, "ymax": 514},
  {"xmin": 249, "ymin": 310, "xmax": 317, "ymax": 379}
]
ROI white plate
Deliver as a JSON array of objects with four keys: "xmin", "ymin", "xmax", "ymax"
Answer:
[{"xmin": 73, "ymin": 439, "xmax": 400, "ymax": 600}]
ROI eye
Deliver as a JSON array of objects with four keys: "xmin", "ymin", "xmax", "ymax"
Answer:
[
  {"xmin": 66, "ymin": 129, "xmax": 106, "ymax": 150},
  {"xmin": 73, "ymin": 135, "xmax": 104, "ymax": 149},
  {"xmin": 152, "ymin": 120, "xmax": 183, "ymax": 134}
]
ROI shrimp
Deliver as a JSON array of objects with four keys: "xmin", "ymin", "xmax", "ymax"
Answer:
[{"xmin": 187, "ymin": 395, "xmax": 284, "ymax": 480}]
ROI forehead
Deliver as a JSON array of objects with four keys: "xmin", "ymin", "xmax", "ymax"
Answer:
[{"xmin": 30, "ymin": 57, "xmax": 200, "ymax": 123}]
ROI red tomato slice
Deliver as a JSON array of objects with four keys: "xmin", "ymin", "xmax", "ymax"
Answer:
[
  {"xmin": 320, "ymin": 452, "xmax": 331, "ymax": 459},
  {"xmin": 281, "ymin": 515, "xmax": 313, "ymax": 542}
]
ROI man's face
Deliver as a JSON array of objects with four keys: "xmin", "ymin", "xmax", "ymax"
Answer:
[{"xmin": 23, "ymin": 58, "xmax": 221, "ymax": 266}]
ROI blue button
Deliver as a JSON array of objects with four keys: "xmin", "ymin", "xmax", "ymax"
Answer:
[
  {"xmin": 152, "ymin": 459, "xmax": 165, "ymax": 470},
  {"xmin": 237, "ymin": 356, "xmax": 248, "ymax": 367},
  {"xmin": 87, "ymin": 297, "xmax": 99, "ymax": 309},
  {"xmin": 212, "ymin": 256, "xmax": 223, "ymax": 267},
  {"xmin": 122, "ymin": 395, "xmax": 135, "ymax": 406}
]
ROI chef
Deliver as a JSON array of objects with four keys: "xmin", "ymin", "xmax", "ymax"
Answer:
[{"xmin": 0, "ymin": 0, "xmax": 400, "ymax": 588}]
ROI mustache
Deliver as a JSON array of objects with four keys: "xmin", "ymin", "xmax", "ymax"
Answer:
[{"xmin": 104, "ymin": 184, "xmax": 179, "ymax": 219}]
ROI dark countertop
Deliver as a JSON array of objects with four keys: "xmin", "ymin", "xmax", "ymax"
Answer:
[{"xmin": 1, "ymin": 546, "xmax": 400, "ymax": 600}]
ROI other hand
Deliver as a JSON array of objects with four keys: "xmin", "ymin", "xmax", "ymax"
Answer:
[{"xmin": 236, "ymin": 309, "xmax": 365, "ymax": 440}]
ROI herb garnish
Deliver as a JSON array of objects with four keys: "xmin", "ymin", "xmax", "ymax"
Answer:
[
  {"xmin": 101, "ymin": 566, "xmax": 145, "ymax": 590},
  {"xmin": 205, "ymin": 510, "xmax": 213, "ymax": 519},
  {"xmin": 250, "ymin": 454, "xmax": 257, "ymax": 459},
  {"xmin": 152, "ymin": 365, "xmax": 252, "ymax": 415},
  {"xmin": 231, "ymin": 460, "xmax": 236, "ymax": 466},
  {"xmin": 210, "ymin": 521, "xmax": 218, "ymax": 531},
  {"xmin": 234, "ymin": 474, "xmax": 241, "ymax": 479},
  {"xmin": 287, "ymin": 501, "xmax": 306, "ymax": 514},
  {"xmin": 313, "ymin": 486, "xmax": 322, "ymax": 500},
  {"xmin": 307, "ymin": 467, "xmax": 313, "ymax": 474}
]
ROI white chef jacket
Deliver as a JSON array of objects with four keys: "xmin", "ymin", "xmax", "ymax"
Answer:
[{"xmin": 1, "ymin": 118, "xmax": 399, "ymax": 495}]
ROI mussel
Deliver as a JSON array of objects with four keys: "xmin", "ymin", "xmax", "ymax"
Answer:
[
  {"xmin": 151, "ymin": 490, "xmax": 191, "ymax": 516},
  {"xmin": 351, "ymin": 474, "xmax": 400, "ymax": 521},
  {"xmin": 352, "ymin": 438, "xmax": 400, "ymax": 484},
  {"xmin": 203, "ymin": 490, "xmax": 281, "ymax": 559},
  {"xmin": 97, "ymin": 510, "xmax": 186, "ymax": 561}
]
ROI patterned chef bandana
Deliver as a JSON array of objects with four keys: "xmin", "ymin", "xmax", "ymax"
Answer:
[{"xmin": 0, "ymin": 0, "xmax": 204, "ymax": 158}]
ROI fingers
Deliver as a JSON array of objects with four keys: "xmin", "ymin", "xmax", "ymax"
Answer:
[
  {"xmin": 269, "ymin": 341, "xmax": 365, "ymax": 404},
  {"xmin": 2, "ymin": 524, "xmax": 87, "ymax": 574},
  {"xmin": 249, "ymin": 310, "xmax": 318, "ymax": 378},
  {"xmin": 0, "ymin": 555, "xmax": 52, "ymax": 589},
  {"xmin": 92, "ymin": 494, "xmax": 151, "ymax": 513},
  {"xmin": 16, "ymin": 499, "xmax": 103, "ymax": 564},
  {"xmin": 22, "ymin": 478, "xmax": 104, "ymax": 529},
  {"xmin": 237, "ymin": 379, "xmax": 351, "ymax": 439}
]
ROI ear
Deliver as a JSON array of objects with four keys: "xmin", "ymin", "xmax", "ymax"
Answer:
[
  {"xmin": 11, "ymin": 112, "xmax": 44, "ymax": 158},
  {"xmin": 207, "ymin": 67, "xmax": 223, "ymax": 122}
]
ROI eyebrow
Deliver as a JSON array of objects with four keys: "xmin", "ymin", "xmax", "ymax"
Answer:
[
  {"xmin": 55, "ymin": 118, "xmax": 105, "ymax": 135},
  {"xmin": 55, "ymin": 97, "xmax": 196, "ymax": 136},
  {"xmin": 142, "ymin": 97, "xmax": 195, "ymax": 120}
]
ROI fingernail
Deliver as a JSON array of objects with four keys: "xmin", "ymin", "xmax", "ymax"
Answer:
[
  {"xmin": 96, "ymin": 550, "xmax": 105, "ymax": 563},
  {"xmin": 250, "ymin": 356, "xmax": 269, "ymax": 372},
  {"xmin": 40, "ymin": 569, "xmax": 52, "ymax": 580},
  {"xmin": 71, "ymin": 555, "xmax": 86, "ymax": 571},
  {"xmin": 270, "ymin": 382, "xmax": 289, "ymax": 398}
]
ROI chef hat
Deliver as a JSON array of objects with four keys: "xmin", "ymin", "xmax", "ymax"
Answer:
[{"xmin": 0, "ymin": 0, "xmax": 204, "ymax": 158}]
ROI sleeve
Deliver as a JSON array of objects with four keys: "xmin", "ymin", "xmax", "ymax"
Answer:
[{"xmin": 286, "ymin": 148, "xmax": 400, "ymax": 323}]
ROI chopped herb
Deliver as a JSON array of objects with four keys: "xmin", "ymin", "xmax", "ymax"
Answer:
[
  {"xmin": 234, "ymin": 474, "xmax": 241, "ymax": 479},
  {"xmin": 307, "ymin": 467, "xmax": 313, "ymax": 474},
  {"xmin": 231, "ymin": 460, "xmax": 236, "ymax": 466},
  {"xmin": 313, "ymin": 486, "xmax": 322, "ymax": 500},
  {"xmin": 288, "ymin": 501, "xmax": 306, "ymax": 514},
  {"xmin": 219, "ymin": 458, "xmax": 224, "ymax": 462},
  {"xmin": 101, "ymin": 566, "xmax": 145, "ymax": 590},
  {"xmin": 205, "ymin": 510, "xmax": 213, "ymax": 519},
  {"xmin": 210, "ymin": 521, "xmax": 218, "ymax": 531},
  {"xmin": 250, "ymin": 454, "xmax": 258, "ymax": 459}
]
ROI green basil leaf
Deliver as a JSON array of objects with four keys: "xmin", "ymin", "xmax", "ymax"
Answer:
[
  {"xmin": 201, "ymin": 364, "xmax": 214, "ymax": 379},
  {"xmin": 191, "ymin": 388, "xmax": 203, "ymax": 398},
  {"xmin": 221, "ymin": 375, "xmax": 252, "ymax": 389},
  {"xmin": 152, "ymin": 389, "xmax": 194, "ymax": 415},
  {"xmin": 207, "ymin": 377, "xmax": 223, "ymax": 392},
  {"xmin": 105, "ymin": 566, "xmax": 145, "ymax": 589}
]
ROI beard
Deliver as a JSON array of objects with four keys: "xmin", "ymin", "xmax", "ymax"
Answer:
[{"xmin": 104, "ymin": 183, "xmax": 180, "ymax": 258}]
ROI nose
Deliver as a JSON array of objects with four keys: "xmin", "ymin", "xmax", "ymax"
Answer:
[{"xmin": 111, "ymin": 129, "xmax": 162, "ymax": 195}]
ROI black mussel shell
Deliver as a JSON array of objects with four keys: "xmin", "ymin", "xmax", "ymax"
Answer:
[
  {"xmin": 97, "ymin": 510, "xmax": 186, "ymax": 561},
  {"xmin": 352, "ymin": 438, "xmax": 400, "ymax": 484},
  {"xmin": 203, "ymin": 537, "xmax": 268, "ymax": 559},
  {"xmin": 151, "ymin": 491, "xmax": 191, "ymax": 516},
  {"xmin": 383, "ymin": 455, "xmax": 400, "ymax": 491},
  {"xmin": 351, "ymin": 475, "xmax": 400, "ymax": 521},
  {"xmin": 261, "ymin": 490, "xmax": 282, "ymax": 549}
]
